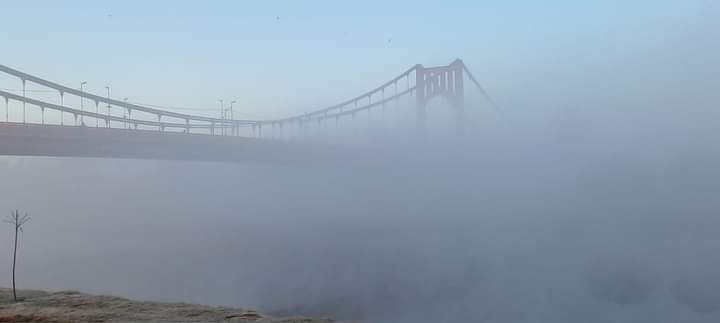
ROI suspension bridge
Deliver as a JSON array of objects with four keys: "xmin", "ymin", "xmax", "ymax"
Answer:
[{"xmin": 0, "ymin": 59, "xmax": 492, "ymax": 163}]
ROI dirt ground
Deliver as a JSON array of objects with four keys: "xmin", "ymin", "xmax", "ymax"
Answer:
[{"xmin": 0, "ymin": 288, "xmax": 336, "ymax": 323}]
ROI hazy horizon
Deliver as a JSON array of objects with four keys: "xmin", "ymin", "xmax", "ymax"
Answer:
[{"xmin": 1, "ymin": 1, "xmax": 720, "ymax": 322}]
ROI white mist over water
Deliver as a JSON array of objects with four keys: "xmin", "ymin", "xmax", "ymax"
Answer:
[
  {"xmin": 0, "ymin": 1, "xmax": 718, "ymax": 321},
  {"xmin": 1, "ymin": 7, "xmax": 719, "ymax": 320},
  {"xmin": 0, "ymin": 89, "xmax": 718, "ymax": 322}
]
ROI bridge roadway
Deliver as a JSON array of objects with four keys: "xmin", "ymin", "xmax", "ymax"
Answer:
[{"xmin": 0, "ymin": 122, "xmax": 333, "ymax": 164}]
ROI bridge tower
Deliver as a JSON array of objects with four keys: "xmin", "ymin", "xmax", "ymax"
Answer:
[{"xmin": 415, "ymin": 59, "xmax": 466, "ymax": 137}]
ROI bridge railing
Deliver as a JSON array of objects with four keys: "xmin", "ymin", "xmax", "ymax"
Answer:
[
  {"xmin": 0, "ymin": 64, "xmax": 238, "ymax": 126},
  {"xmin": 0, "ymin": 90, "xmax": 242, "ymax": 131},
  {"xmin": 1, "ymin": 59, "xmax": 494, "ymax": 139}
]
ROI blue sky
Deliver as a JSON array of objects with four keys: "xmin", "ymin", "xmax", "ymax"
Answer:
[{"xmin": 1, "ymin": 0, "xmax": 717, "ymax": 119}]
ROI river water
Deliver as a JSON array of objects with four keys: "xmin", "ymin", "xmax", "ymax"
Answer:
[{"xmin": 1, "ymin": 109, "xmax": 719, "ymax": 322}]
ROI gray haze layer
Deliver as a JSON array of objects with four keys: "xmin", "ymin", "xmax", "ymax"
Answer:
[
  {"xmin": 1, "ymin": 15, "xmax": 720, "ymax": 322},
  {"xmin": 0, "ymin": 93, "xmax": 718, "ymax": 322}
]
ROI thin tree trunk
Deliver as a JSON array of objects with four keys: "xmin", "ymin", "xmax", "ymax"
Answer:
[{"xmin": 12, "ymin": 211, "xmax": 18, "ymax": 302}]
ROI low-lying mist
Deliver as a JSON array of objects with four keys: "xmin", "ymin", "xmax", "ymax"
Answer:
[
  {"xmin": 0, "ymin": 91, "xmax": 718, "ymax": 323},
  {"xmin": 1, "ymin": 0, "xmax": 719, "ymax": 321}
]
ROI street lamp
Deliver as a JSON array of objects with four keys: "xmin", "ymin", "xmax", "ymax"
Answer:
[
  {"xmin": 229, "ymin": 100, "xmax": 236, "ymax": 120},
  {"xmin": 229, "ymin": 100, "xmax": 237, "ymax": 136},
  {"xmin": 123, "ymin": 98, "xmax": 129, "ymax": 129},
  {"xmin": 80, "ymin": 81, "xmax": 87, "ymax": 125},
  {"xmin": 218, "ymin": 99, "xmax": 224, "ymax": 135},
  {"xmin": 105, "ymin": 86, "xmax": 111, "ymax": 128}
]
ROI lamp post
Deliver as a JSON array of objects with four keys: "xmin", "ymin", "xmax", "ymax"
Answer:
[
  {"xmin": 80, "ymin": 81, "xmax": 87, "ymax": 125},
  {"xmin": 123, "ymin": 98, "xmax": 129, "ymax": 129},
  {"xmin": 105, "ymin": 86, "xmax": 111, "ymax": 128},
  {"xmin": 229, "ymin": 100, "xmax": 236, "ymax": 120},
  {"xmin": 218, "ymin": 99, "xmax": 224, "ymax": 135},
  {"xmin": 229, "ymin": 100, "xmax": 237, "ymax": 135},
  {"xmin": 21, "ymin": 79, "xmax": 26, "ymax": 124}
]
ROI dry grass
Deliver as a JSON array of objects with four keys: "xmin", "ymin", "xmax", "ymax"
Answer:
[{"xmin": 0, "ymin": 289, "xmax": 336, "ymax": 323}]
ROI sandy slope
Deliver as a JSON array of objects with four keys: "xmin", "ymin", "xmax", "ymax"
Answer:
[{"xmin": 0, "ymin": 289, "xmax": 335, "ymax": 323}]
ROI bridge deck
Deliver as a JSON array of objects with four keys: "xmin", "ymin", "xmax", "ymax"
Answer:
[{"xmin": 0, "ymin": 122, "xmax": 326, "ymax": 164}]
